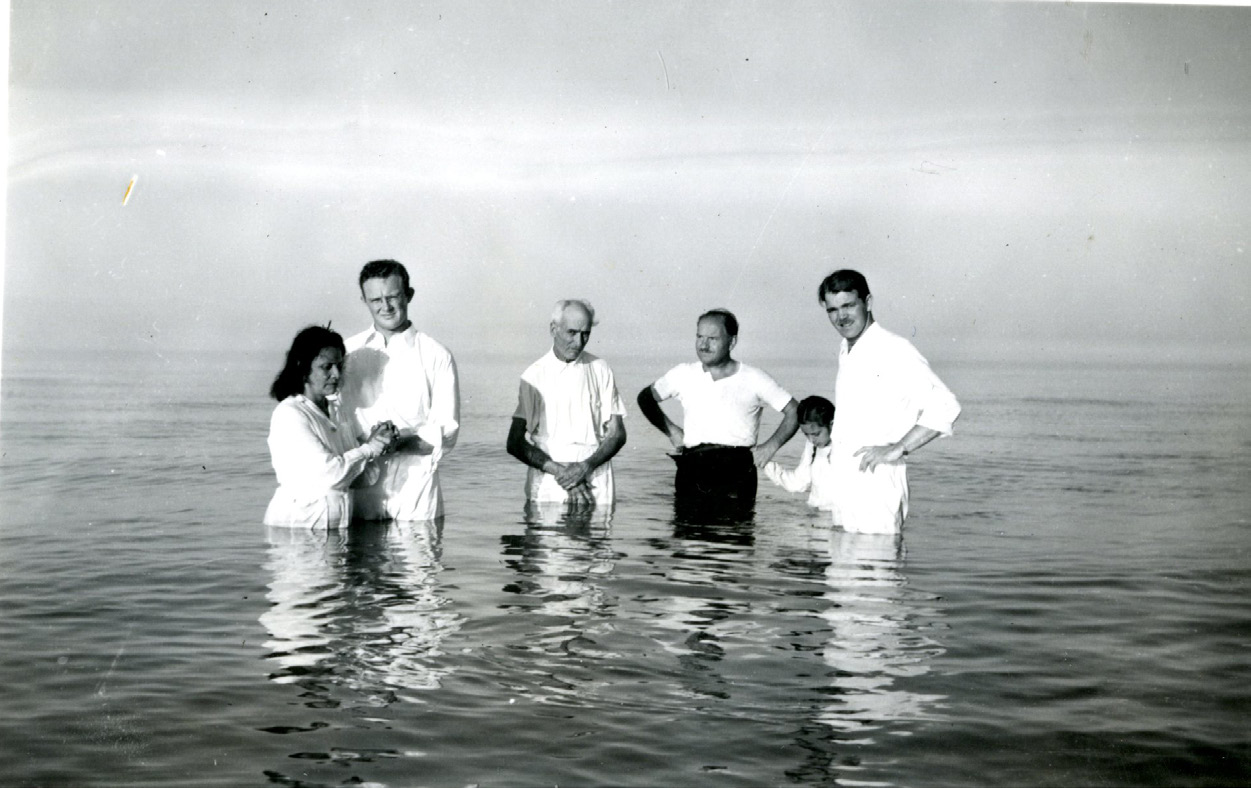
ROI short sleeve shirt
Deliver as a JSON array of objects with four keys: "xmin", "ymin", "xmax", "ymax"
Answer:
[
  {"xmin": 513, "ymin": 350, "xmax": 627, "ymax": 463},
  {"xmin": 652, "ymin": 361, "xmax": 793, "ymax": 448}
]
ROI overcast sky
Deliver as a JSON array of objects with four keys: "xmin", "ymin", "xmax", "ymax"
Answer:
[{"xmin": 6, "ymin": 0, "xmax": 1250, "ymax": 366}]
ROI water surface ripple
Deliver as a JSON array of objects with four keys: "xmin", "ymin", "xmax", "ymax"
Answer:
[{"xmin": 1, "ymin": 352, "xmax": 1248, "ymax": 786}]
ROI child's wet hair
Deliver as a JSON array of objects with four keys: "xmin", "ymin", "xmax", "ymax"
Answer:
[{"xmin": 798, "ymin": 395, "xmax": 835, "ymax": 427}]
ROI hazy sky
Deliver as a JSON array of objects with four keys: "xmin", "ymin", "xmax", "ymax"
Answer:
[{"xmin": 6, "ymin": 0, "xmax": 1251, "ymax": 365}]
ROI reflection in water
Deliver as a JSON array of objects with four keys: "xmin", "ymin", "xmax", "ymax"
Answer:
[
  {"xmin": 817, "ymin": 531, "xmax": 946, "ymax": 741},
  {"xmin": 502, "ymin": 500, "xmax": 616, "ymax": 634},
  {"xmin": 643, "ymin": 510, "xmax": 761, "ymax": 704},
  {"xmin": 671, "ymin": 514, "xmax": 756, "ymax": 547},
  {"xmin": 495, "ymin": 501, "xmax": 619, "ymax": 703},
  {"xmin": 784, "ymin": 530, "xmax": 947, "ymax": 786},
  {"xmin": 260, "ymin": 521, "xmax": 462, "ymax": 709}
]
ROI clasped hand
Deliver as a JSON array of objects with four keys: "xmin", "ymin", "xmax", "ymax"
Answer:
[
  {"xmin": 366, "ymin": 421, "xmax": 400, "ymax": 455},
  {"xmin": 551, "ymin": 460, "xmax": 591, "ymax": 490},
  {"xmin": 545, "ymin": 460, "xmax": 595, "ymax": 508}
]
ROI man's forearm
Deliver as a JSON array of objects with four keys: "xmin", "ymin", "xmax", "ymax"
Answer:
[
  {"xmin": 751, "ymin": 400, "xmax": 799, "ymax": 467},
  {"xmin": 506, "ymin": 419, "xmax": 559, "ymax": 474},
  {"xmin": 760, "ymin": 400, "xmax": 799, "ymax": 452},
  {"xmin": 518, "ymin": 443, "xmax": 559, "ymax": 474},
  {"xmin": 894, "ymin": 425, "xmax": 942, "ymax": 456},
  {"xmin": 581, "ymin": 420, "xmax": 626, "ymax": 472},
  {"xmin": 854, "ymin": 424, "xmax": 944, "ymax": 471}
]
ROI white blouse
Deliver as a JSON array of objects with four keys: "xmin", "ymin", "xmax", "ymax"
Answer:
[{"xmin": 264, "ymin": 395, "xmax": 380, "ymax": 529}]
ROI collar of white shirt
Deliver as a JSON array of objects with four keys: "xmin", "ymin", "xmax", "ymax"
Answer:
[
  {"xmin": 547, "ymin": 348, "xmax": 586, "ymax": 366},
  {"xmin": 363, "ymin": 323, "xmax": 419, "ymax": 349},
  {"xmin": 293, "ymin": 393, "xmax": 339, "ymax": 426},
  {"xmin": 842, "ymin": 320, "xmax": 883, "ymax": 355}
]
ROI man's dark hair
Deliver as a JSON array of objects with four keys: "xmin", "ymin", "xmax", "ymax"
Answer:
[
  {"xmin": 358, "ymin": 259, "xmax": 412, "ymax": 295},
  {"xmin": 817, "ymin": 269, "xmax": 871, "ymax": 304},
  {"xmin": 698, "ymin": 308, "xmax": 739, "ymax": 338},
  {"xmin": 270, "ymin": 325, "xmax": 345, "ymax": 402}
]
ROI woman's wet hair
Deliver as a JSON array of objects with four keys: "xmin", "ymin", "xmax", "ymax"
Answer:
[{"xmin": 270, "ymin": 325, "xmax": 345, "ymax": 401}]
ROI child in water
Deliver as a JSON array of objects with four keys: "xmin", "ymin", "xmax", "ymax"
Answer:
[{"xmin": 763, "ymin": 395, "xmax": 837, "ymax": 511}]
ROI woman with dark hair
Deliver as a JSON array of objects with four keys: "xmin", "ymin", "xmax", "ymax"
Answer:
[
  {"xmin": 264, "ymin": 325, "xmax": 395, "ymax": 528},
  {"xmin": 763, "ymin": 395, "xmax": 838, "ymax": 512}
]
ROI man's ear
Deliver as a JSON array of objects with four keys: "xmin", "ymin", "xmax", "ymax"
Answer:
[{"xmin": 406, "ymin": 288, "xmax": 415, "ymax": 300}]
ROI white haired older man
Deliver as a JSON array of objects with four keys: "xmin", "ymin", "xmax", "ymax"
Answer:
[{"xmin": 506, "ymin": 299, "xmax": 628, "ymax": 509}]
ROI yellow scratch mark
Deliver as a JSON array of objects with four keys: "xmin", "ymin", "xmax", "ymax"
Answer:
[{"xmin": 123, "ymin": 175, "xmax": 137, "ymax": 206}]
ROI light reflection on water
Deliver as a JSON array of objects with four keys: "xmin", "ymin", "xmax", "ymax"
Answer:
[
  {"xmin": 255, "ymin": 498, "xmax": 950, "ymax": 783},
  {"xmin": 261, "ymin": 521, "xmax": 462, "ymax": 705},
  {"xmin": 817, "ymin": 532, "xmax": 946, "ymax": 740}
]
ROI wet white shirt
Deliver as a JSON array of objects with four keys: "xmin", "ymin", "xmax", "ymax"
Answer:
[
  {"xmin": 339, "ymin": 325, "xmax": 460, "ymax": 521},
  {"xmin": 830, "ymin": 322, "xmax": 960, "ymax": 533},
  {"xmin": 514, "ymin": 350, "xmax": 627, "ymax": 503},
  {"xmin": 264, "ymin": 395, "xmax": 381, "ymax": 529},
  {"xmin": 764, "ymin": 440, "xmax": 838, "ymax": 511},
  {"xmin": 652, "ymin": 362, "xmax": 793, "ymax": 448}
]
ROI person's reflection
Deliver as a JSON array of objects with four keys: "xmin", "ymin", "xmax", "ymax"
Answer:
[
  {"xmin": 816, "ymin": 531, "xmax": 945, "ymax": 739},
  {"xmin": 502, "ymin": 500, "xmax": 615, "ymax": 632},
  {"xmin": 644, "ymin": 499, "xmax": 760, "ymax": 702},
  {"xmin": 260, "ymin": 527, "xmax": 346, "ymax": 684},
  {"xmin": 497, "ymin": 500, "xmax": 616, "ymax": 702},
  {"xmin": 260, "ymin": 521, "xmax": 462, "ymax": 709}
]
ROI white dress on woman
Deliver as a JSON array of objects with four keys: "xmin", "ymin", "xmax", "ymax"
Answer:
[{"xmin": 264, "ymin": 395, "xmax": 380, "ymax": 529}]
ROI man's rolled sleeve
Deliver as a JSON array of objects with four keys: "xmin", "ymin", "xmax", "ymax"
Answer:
[
  {"xmin": 430, "ymin": 351, "xmax": 461, "ymax": 451},
  {"xmin": 914, "ymin": 367, "xmax": 961, "ymax": 436}
]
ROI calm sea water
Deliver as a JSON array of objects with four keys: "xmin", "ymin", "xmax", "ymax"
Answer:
[{"xmin": 1, "ymin": 347, "xmax": 1249, "ymax": 787}]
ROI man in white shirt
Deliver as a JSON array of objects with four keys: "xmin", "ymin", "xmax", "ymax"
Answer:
[
  {"xmin": 506, "ymin": 299, "xmax": 628, "ymax": 510},
  {"xmin": 638, "ymin": 309, "xmax": 799, "ymax": 518},
  {"xmin": 819, "ymin": 269, "xmax": 961, "ymax": 533},
  {"xmin": 339, "ymin": 260, "xmax": 460, "ymax": 522}
]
